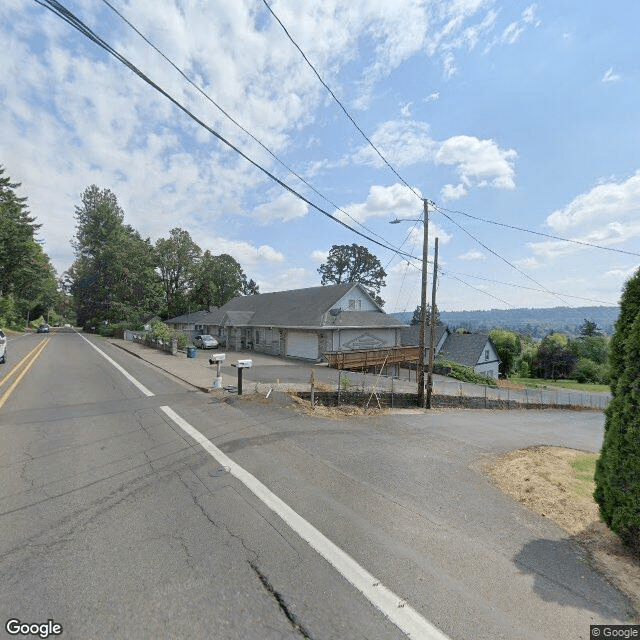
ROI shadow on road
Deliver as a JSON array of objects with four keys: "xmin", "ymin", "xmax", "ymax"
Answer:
[{"xmin": 514, "ymin": 537, "xmax": 635, "ymax": 620}]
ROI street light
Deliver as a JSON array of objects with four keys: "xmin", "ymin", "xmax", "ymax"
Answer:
[{"xmin": 390, "ymin": 199, "xmax": 430, "ymax": 408}]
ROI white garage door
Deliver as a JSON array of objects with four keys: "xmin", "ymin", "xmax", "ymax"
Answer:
[{"xmin": 286, "ymin": 332, "xmax": 318, "ymax": 359}]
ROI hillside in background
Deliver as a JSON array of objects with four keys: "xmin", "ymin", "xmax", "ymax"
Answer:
[{"xmin": 392, "ymin": 306, "xmax": 620, "ymax": 338}]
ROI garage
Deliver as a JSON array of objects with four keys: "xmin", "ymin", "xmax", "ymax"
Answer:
[{"xmin": 286, "ymin": 331, "xmax": 319, "ymax": 360}]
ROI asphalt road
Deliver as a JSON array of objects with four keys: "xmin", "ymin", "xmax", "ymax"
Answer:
[{"xmin": 0, "ymin": 330, "xmax": 633, "ymax": 640}]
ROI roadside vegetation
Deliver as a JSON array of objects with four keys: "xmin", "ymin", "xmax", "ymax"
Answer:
[
  {"xmin": 0, "ymin": 165, "xmax": 71, "ymax": 330},
  {"xmin": 487, "ymin": 320, "xmax": 612, "ymax": 388},
  {"xmin": 594, "ymin": 267, "xmax": 640, "ymax": 556}
]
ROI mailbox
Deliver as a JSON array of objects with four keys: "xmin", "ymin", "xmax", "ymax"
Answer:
[
  {"xmin": 236, "ymin": 359, "xmax": 253, "ymax": 369},
  {"xmin": 209, "ymin": 354, "xmax": 226, "ymax": 364}
]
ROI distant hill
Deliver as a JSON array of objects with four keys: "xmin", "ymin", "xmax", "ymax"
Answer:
[{"xmin": 392, "ymin": 306, "xmax": 620, "ymax": 337}]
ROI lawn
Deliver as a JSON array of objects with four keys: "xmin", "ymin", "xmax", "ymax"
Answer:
[{"xmin": 507, "ymin": 377, "xmax": 611, "ymax": 394}]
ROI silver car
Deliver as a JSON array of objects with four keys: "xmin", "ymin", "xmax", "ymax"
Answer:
[
  {"xmin": 193, "ymin": 334, "xmax": 218, "ymax": 349},
  {"xmin": 0, "ymin": 330, "xmax": 6, "ymax": 364}
]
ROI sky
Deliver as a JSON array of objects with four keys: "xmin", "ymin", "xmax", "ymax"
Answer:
[{"xmin": 1, "ymin": 0, "xmax": 639, "ymax": 313}]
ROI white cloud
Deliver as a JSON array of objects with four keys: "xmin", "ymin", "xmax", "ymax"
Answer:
[
  {"xmin": 514, "ymin": 257, "xmax": 540, "ymax": 269},
  {"xmin": 436, "ymin": 135, "xmax": 517, "ymax": 190},
  {"xmin": 424, "ymin": 92, "xmax": 440, "ymax": 103},
  {"xmin": 441, "ymin": 183, "xmax": 468, "ymax": 200},
  {"xmin": 605, "ymin": 266, "xmax": 639, "ymax": 280},
  {"xmin": 545, "ymin": 171, "xmax": 640, "ymax": 231},
  {"xmin": 251, "ymin": 192, "xmax": 309, "ymax": 225},
  {"xmin": 352, "ymin": 120, "xmax": 437, "ymax": 168},
  {"xmin": 400, "ymin": 102, "xmax": 413, "ymax": 117},
  {"xmin": 337, "ymin": 183, "xmax": 422, "ymax": 224},
  {"xmin": 484, "ymin": 4, "xmax": 540, "ymax": 52},
  {"xmin": 602, "ymin": 67, "xmax": 622, "ymax": 83},
  {"xmin": 310, "ymin": 250, "xmax": 329, "ymax": 264},
  {"xmin": 349, "ymin": 123, "xmax": 517, "ymax": 198},
  {"xmin": 458, "ymin": 250, "xmax": 485, "ymax": 261}
]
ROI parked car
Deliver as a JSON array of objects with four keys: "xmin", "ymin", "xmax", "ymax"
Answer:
[
  {"xmin": 37, "ymin": 324, "xmax": 50, "ymax": 333},
  {"xmin": 0, "ymin": 330, "xmax": 6, "ymax": 363},
  {"xmin": 193, "ymin": 334, "xmax": 218, "ymax": 349}
]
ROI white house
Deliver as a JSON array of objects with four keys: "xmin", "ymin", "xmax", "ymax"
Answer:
[{"xmin": 166, "ymin": 283, "xmax": 406, "ymax": 361}]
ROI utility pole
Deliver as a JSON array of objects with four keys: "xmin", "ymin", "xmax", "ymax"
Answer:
[
  {"xmin": 426, "ymin": 237, "xmax": 439, "ymax": 409},
  {"xmin": 417, "ymin": 200, "xmax": 429, "ymax": 409}
]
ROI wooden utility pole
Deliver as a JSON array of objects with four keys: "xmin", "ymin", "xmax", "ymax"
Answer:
[
  {"xmin": 426, "ymin": 237, "xmax": 438, "ymax": 409},
  {"xmin": 417, "ymin": 200, "xmax": 429, "ymax": 409}
]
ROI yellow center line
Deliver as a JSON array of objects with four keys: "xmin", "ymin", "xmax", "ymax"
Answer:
[
  {"xmin": 0, "ymin": 337, "xmax": 51, "ymax": 409},
  {"xmin": 0, "ymin": 339, "xmax": 51, "ymax": 389}
]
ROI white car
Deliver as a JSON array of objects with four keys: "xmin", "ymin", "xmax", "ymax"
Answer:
[
  {"xmin": 193, "ymin": 334, "xmax": 218, "ymax": 349},
  {"xmin": 0, "ymin": 330, "xmax": 6, "ymax": 364}
]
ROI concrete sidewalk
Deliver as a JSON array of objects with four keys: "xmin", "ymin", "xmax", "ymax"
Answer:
[{"xmin": 108, "ymin": 338, "xmax": 317, "ymax": 394}]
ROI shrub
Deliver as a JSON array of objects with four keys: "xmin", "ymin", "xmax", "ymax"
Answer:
[
  {"xmin": 594, "ymin": 268, "xmax": 640, "ymax": 557},
  {"xmin": 434, "ymin": 358, "xmax": 497, "ymax": 387},
  {"xmin": 176, "ymin": 332, "xmax": 189, "ymax": 350},
  {"xmin": 572, "ymin": 357, "xmax": 609, "ymax": 384}
]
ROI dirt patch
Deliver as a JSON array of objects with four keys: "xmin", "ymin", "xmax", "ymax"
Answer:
[
  {"xmin": 287, "ymin": 392, "xmax": 386, "ymax": 418},
  {"xmin": 486, "ymin": 445, "xmax": 640, "ymax": 617}
]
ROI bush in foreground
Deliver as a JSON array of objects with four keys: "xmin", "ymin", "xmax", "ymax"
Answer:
[{"xmin": 594, "ymin": 268, "xmax": 640, "ymax": 555}]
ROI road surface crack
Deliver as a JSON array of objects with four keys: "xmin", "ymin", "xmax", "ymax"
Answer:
[{"xmin": 250, "ymin": 562, "xmax": 314, "ymax": 640}]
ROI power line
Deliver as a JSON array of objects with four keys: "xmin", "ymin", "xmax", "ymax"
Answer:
[
  {"xmin": 98, "ymin": 0, "xmax": 395, "ymax": 250},
  {"xmin": 432, "ymin": 204, "xmax": 572, "ymax": 307},
  {"xmin": 35, "ymin": 0, "xmax": 417, "ymax": 261},
  {"xmin": 436, "ymin": 204, "xmax": 640, "ymax": 257},
  {"xmin": 439, "ymin": 269, "xmax": 619, "ymax": 306},
  {"xmin": 262, "ymin": 0, "xmax": 423, "ymax": 202}
]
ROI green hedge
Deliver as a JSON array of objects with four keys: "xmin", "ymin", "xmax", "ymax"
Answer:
[{"xmin": 433, "ymin": 358, "xmax": 497, "ymax": 387}]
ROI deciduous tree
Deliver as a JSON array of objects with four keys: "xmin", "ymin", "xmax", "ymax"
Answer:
[
  {"xmin": 318, "ymin": 244, "xmax": 386, "ymax": 307},
  {"xmin": 189, "ymin": 252, "xmax": 258, "ymax": 309},
  {"xmin": 155, "ymin": 228, "xmax": 201, "ymax": 318}
]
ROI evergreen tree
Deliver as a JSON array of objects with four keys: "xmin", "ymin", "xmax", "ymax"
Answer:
[
  {"xmin": 71, "ymin": 185, "xmax": 162, "ymax": 328},
  {"xmin": 594, "ymin": 268, "xmax": 640, "ymax": 555},
  {"xmin": 0, "ymin": 165, "xmax": 59, "ymax": 327},
  {"xmin": 410, "ymin": 304, "xmax": 440, "ymax": 326}
]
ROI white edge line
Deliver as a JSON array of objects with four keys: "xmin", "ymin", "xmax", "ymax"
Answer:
[
  {"xmin": 159, "ymin": 404, "xmax": 450, "ymax": 640},
  {"xmin": 77, "ymin": 332, "xmax": 155, "ymax": 397},
  {"xmin": 76, "ymin": 329, "xmax": 449, "ymax": 639}
]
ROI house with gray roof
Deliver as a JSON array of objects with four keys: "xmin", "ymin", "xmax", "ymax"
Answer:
[
  {"xmin": 400, "ymin": 325, "xmax": 502, "ymax": 379},
  {"xmin": 437, "ymin": 332, "xmax": 501, "ymax": 379},
  {"xmin": 166, "ymin": 282, "xmax": 406, "ymax": 360}
]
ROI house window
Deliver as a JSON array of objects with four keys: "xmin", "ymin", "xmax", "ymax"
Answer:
[
  {"xmin": 485, "ymin": 349, "xmax": 490, "ymax": 360},
  {"xmin": 348, "ymin": 299, "xmax": 361, "ymax": 310},
  {"xmin": 255, "ymin": 330, "xmax": 260, "ymax": 344}
]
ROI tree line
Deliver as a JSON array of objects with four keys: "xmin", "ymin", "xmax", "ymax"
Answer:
[
  {"xmin": 68, "ymin": 185, "xmax": 259, "ymax": 331},
  {"xmin": 488, "ymin": 319, "xmax": 610, "ymax": 383},
  {"xmin": 0, "ymin": 166, "xmax": 68, "ymax": 329}
]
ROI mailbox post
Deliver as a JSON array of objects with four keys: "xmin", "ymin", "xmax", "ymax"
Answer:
[
  {"xmin": 208, "ymin": 353, "xmax": 226, "ymax": 389},
  {"xmin": 231, "ymin": 359, "xmax": 252, "ymax": 395}
]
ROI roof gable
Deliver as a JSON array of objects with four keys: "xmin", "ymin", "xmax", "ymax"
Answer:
[
  {"xmin": 438, "ymin": 334, "xmax": 501, "ymax": 367},
  {"xmin": 219, "ymin": 282, "xmax": 381, "ymax": 327}
]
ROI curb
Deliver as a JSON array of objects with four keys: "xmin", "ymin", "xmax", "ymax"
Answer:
[{"xmin": 109, "ymin": 340, "xmax": 214, "ymax": 394}]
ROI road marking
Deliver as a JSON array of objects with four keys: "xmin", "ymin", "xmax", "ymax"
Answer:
[
  {"xmin": 79, "ymin": 334, "xmax": 450, "ymax": 639},
  {"xmin": 0, "ymin": 337, "xmax": 51, "ymax": 409},
  {"xmin": 0, "ymin": 340, "xmax": 50, "ymax": 389},
  {"xmin": 77, "ymin": 332, "xmax": 154, "ymax": 397},
  {"xmin": 159, "ymin": 405, "xmax": 449, "ymax": 640}
]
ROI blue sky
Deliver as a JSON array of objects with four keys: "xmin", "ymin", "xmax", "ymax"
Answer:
[{"xmin": 1, "ymin": 0, "xmax": 638, "ymax": 312}]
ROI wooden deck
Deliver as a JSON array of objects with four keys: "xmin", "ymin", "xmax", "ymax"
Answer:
[{"xmin": 322, "ymin": 346, "xmax": 421, "ymax": 370}]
